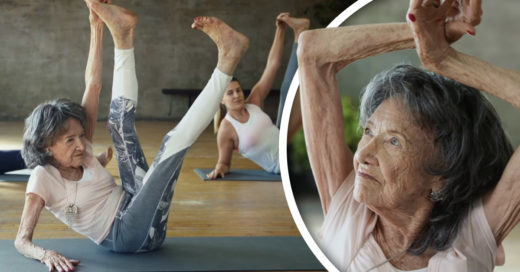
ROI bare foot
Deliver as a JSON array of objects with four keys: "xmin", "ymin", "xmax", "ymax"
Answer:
[
  {"xmin": 85, "ymin": 0, "xmax": 138, "ymax": 49},
  {"xmin": 192, "ymin": 16, "xmax": 249, "ymax": 75},
  {"xmin": 276, "ymin": 12, "xmax": 290, "ymax": 28},
  {"xmin": 96, "ymin": 146, "xmax": 113, "ymax": 167},
  {"xmin": 279, "ymin": 16, "xmax": 310, "ymax": 42}
]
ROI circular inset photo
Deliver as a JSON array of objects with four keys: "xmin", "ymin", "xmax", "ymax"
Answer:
[{"xmin": 282, "ymin": 0, "xmax": 520, "ymax": 271}]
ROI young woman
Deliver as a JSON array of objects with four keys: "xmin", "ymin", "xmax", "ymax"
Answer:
[{"xmin": 207, "ymin": 13, "xmax": 308, "ymax": 178}]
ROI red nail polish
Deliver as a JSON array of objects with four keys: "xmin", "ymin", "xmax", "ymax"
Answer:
[
  {"xmin": 408, "ymin": 13, "xmax": 416, "ymax": 22},
  {"xmin": 467, "ymin": 30, "xmax": 475, "ymax": 35}
]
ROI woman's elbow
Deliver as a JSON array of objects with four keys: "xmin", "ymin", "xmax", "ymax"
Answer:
[
  {"xmin": 297, "ymin": 30, "xmax": 320, "ymax": 66},
  {"xmin": 14, "ymin": 237, "xmax": 27, "ymax": 253}
]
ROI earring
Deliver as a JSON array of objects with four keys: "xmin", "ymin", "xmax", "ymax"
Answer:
[{"xmin": 428, "ymin": 190, "xmax": 444, "ymax": 202}]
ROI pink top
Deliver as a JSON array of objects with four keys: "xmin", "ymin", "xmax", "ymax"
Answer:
[
  {"xmin": 319, "ymin": 172, "xmax": 501, "ymax": 272},
  {"xmin": 26, "ymin": 143, "xmax": 124, "ymax": 244}
]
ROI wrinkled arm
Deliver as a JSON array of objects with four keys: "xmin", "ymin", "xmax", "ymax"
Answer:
[
  {"xmin": 297, "ymin": 23, "xmax": 414, "ymax": 213},
  {"xmin": 428, "ymin": 50, "xmax": 520, "ymax": 109},
  {"xmin": 407, "ymin": 0, "xmax": 520, "ymax": 243},
  {"xmin": 15, "ymin": 193, "xmax": 80, "ymax": 271},
  {"xmin": 14, "ymin": 193, "xmax": 46, "ymax": 261},
  {"xmin": 247, "ymin": 26, "xmax": 286, "ymax": 108},
  {"xmin": 436, "ymin": 51, "xmax": 520, "ymax": 244},
  {"xmin": 82, "ymin": 22, "xmax": 104, "ymax": 142}
]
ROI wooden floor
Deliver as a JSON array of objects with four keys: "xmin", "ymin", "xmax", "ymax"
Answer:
[{"xmin": 0, "ymin": 121, "xmax": 299, "ymax": 240}]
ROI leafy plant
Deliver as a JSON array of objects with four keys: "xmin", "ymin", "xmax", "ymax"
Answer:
[{"xmin": 288, "ymin": 95, "xmax": 362, "ymax": 174}]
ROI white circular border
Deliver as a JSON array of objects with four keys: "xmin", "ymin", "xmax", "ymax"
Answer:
[{"xmin": 278, "ymin": 1, "xmax": 374, "ymax": 271}]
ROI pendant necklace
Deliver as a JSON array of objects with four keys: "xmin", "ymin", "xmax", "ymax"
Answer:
[{"xmin": 64, "ymin": 178, "xmax": 79, "ymax": 224}]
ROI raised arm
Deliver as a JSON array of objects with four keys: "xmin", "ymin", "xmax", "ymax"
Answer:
[
  {"xmin": 207, "ymin": 120, "xmax": 237, "ymax": 179},
  {"xmin": 14, "ymin": 194, "xmax": 79, "ymax": 272},
  {"xmin": 297, "ymin": 23, "xmax": 415, "ymax": 212},
  {"xmin": 246, "ymin": 13, "xmax": 287, "ymax": 108},
  {"xmin": 408, "ymin": 0, "xmax": 520, "ymax": 245},
  {"xmin": 82, "ymin": 5, "xmax": 105, "ymax": 142}
]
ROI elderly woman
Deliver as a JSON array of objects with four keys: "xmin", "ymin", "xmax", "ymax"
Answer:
[
  {"xmin": 206, "ymin": 14, "xmax": 308, "ymax": 179},
  {"xmin": 14, "ymin": 1, "xmax": 248, "ymax": 271},
  {"xmin": 297, "ymin": 0, "xmax": 520, "ymax": 271}
]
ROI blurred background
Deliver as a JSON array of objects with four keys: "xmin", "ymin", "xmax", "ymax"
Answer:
[{"xmin": 287, "ymin": 0, "xmax": 520, "ymax": 271}]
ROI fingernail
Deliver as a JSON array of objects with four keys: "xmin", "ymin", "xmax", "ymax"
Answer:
[
  {"xmin": 408, "ymin": 13, "xmax": 416, "ymax": 22},
  {"xmin": 467, "ymin": 30, "xmax": 475, "ymax": 35}
]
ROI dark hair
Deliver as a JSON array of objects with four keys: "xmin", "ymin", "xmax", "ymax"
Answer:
[
  {"xmin": 360, "ymin": 64, "xmax": 513, "ymax": 254},
  {"xmin": 213, "ymin": 77, "xmax": 241, "ymax": 133},
  {"xmin": 22, "ymin": 98, "xmax": 87, "ymax": 168}
]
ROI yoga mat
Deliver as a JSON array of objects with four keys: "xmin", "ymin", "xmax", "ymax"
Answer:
[
  {"xmin": 194, "ymin": 168, "xmax": 281, "ymax": 181},
  {"xmin": 0, "ymin": 236, "xmax": 324, "ymax": 271},
  {"xmin": 0, "ymin": 169, "xmax": 31, "ymax": 182}
]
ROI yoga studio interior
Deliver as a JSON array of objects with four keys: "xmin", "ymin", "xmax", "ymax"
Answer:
[{"xmin": 0, "ymin": 0, "xmax": 345, "ymax": 271}]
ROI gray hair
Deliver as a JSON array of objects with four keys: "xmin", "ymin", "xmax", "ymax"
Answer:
[
  {"xmin": 360, "ymin": 64, "xmax": 513, "ymax": 255},
  {"xmin": 22, "ymin": 99, "xmax": 86, "ymax": 168}
]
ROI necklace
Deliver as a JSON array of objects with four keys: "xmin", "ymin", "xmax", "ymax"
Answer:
[{"xmin": 64, "ymin": 178, "xmax": 80, "ymax": 224}]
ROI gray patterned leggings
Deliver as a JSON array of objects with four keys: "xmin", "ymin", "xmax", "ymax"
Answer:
[{"xmin": 100, "ymin": 49, "xmax": 232, "ymax": 253}]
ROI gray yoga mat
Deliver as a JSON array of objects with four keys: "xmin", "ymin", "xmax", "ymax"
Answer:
[
  {"xmin": 194, "ymin": 168, "xmax": 281, "ymax": 181},
  {"xmin": 0, "ymin": 236, "xmax": 323, "ymax": 271},
  {"xmin": 0, "ymin": 169, "xmax": 31, "ymax": 182}
]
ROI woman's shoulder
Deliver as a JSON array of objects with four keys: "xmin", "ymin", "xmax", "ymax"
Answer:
[
  {"xmin": 219, "ymin": 118, "xmax": 234, "ymax": 131},
  {"xmin": 30, "ymin": 164, "xmax": 57, "ymax": 181},
  {"xmin": 245, "ymin": 103, "xmax": 261, "ymax": 111},
  {"xmin": 323, "ymin": 171, "xmax": 368, "ymax": 225},
  {"xmin": 218, "ymin": 119, "xmax": 238, "ymax": 140},
  {"xmin": 431, "ymin": 198, "xmax": 499, "ymax": 270}
]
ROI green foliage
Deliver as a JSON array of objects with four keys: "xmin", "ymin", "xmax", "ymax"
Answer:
[
  {"xmin": 288, "ymin": 95, "xmax": 362, "ymax": 173},
  {"xmin": 342, "ymin": 96, "xmax": 362, "ymax": 152}
]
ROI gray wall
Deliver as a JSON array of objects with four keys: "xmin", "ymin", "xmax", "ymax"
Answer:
[
  {"xmin": 0, "ymin": 0, "xmax": 323, "ymax": 121},
  {"xmin": 335, "ymin": 0, "xmax": 520, "ymax": 146}
]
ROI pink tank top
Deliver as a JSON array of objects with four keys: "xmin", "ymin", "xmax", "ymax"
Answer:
[
  {"xmin": 319, "ymin": 172, "xmax": 502, "ymax": 272},
  {"xmin": 225, "ymin": 104, "xmax": 280, "ymax": 173}
]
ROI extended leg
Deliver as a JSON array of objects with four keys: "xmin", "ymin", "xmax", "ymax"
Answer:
[
  {"xmin": 276, "ymin": 43, "xmax": 298, "ymax": 128},
  {"xmin": 275, "ymin": 16, "xmax": 309, "ymax": 128},
  {"xmin": 103, "ymin": 17, "xmax": 249, "ymax": 253},
  {"xmin": 87, "ymin": 0, "xmax": 147, "ymax": 196}
]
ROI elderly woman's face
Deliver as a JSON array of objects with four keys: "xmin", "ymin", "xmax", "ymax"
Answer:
[
  {"xmin": 353, "ymin": 97, "xmax": 440, "ymax": 211},
  {"xmin": 48, "ymin": 118, "xmax": 86, "ymax": 169}
]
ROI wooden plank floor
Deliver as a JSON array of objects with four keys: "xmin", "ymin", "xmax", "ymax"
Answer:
[{"xmin": 0, "ymin": 121, "xmax": 299, "ymax": 239}]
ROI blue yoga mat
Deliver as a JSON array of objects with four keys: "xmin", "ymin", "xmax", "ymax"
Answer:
[
  {"xmin": 194, "ymin": 168, "xmax": 281, "ymax": 181},
  {"xmin": 0, "ymin": 236, "xmax": 323, "ymax": 271},
  {"xmin": 0, "ymin": 169, "xmax": 31, "ymax": 182}
]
